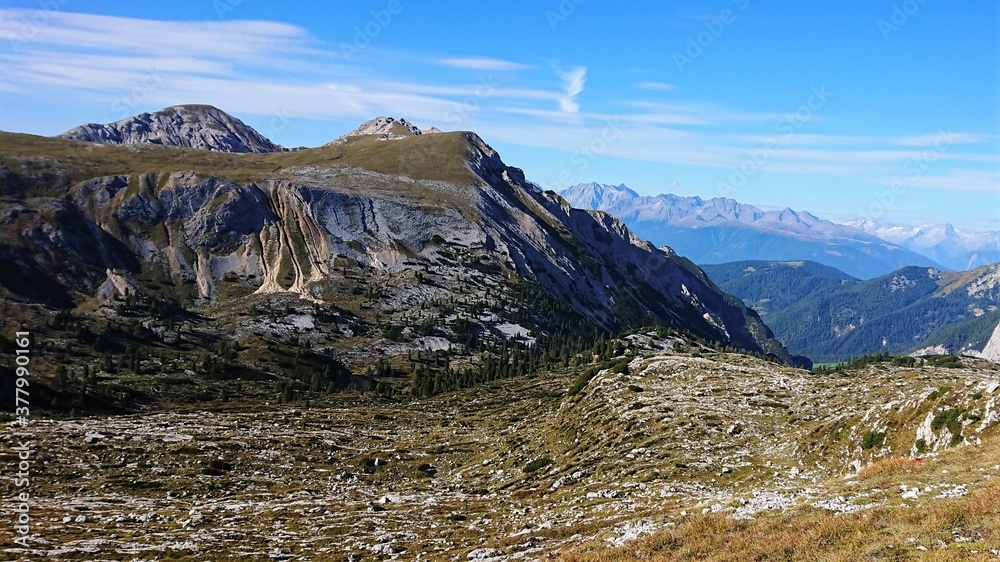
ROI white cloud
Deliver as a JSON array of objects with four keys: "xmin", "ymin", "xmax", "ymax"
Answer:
[
  {"xmin": 876, "ymin": 169, "xmax": 1000, "ymax": 194},
  {"xmin": 435, "ymin": 57, "xmax": 531, "ymax": 71},
  {"xmin": 634, "ymin": 81, "xmax": 676, "ymax": 91},
  {"xmin": 890, "ymin": 132, "xmax": 993, "ymax": 147},
  {"xmin": 0, "ymin": 9, "xmax": 995, "ymax": 201},
  {"xmin": 0, "ymin": 9, "xmax": 313, "ymax": 61},
  {"xmin": 555, "ymin": 66, "xmax": 586, "ymax": 113}
]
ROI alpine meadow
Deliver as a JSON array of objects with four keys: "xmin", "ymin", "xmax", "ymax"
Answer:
[{"xmin": 0, "ymin": 3, "xmax": 998, "ymax": 561}]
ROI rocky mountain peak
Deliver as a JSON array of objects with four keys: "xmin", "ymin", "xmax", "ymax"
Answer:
[
  {"xmin": 57, "ymin": 104, "xmax": 282, "ymax": 153},
  {"xmin": 329, "ymin": 116, "xmax": 442, "ymax": 144}
]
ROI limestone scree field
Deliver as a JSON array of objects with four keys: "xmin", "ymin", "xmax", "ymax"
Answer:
[{"xmin": 2, "ymin": 341, "xmax": 999, "ymax": 561}]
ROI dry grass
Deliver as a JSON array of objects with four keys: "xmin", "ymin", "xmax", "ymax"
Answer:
[
  {"xmin": 561, "ymin": 435, "xmax": 1000, "ymax": 562},
  {"xmin": 856, "ymin": 455, "xmax": 918, "ymax": 480},
  {"xmin": 0, "ymin": 129, "xmax": 482, "ymax": 194},
  {"xmin": 561, "ymin": 485, "xmax": 1000, "ymax": 561}
]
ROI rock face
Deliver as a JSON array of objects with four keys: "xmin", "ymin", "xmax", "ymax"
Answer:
[
  {"xmin": 559, "ymin": 182, "xmax": 941, "ymax": 279},
  {"xmin": 328, "ymin": 116, "xmax": 437, "ymax": 144},
  {"xmin": 967, "ymin": 321, "xmax": 1000, "ymax": 362},
  {"xmin": 57, "ymin": 105, "xmax": 282, "ymax": 153},
  {"xmin": 3, "ymin": 117, "xmax": 796, "ymax": 364}
]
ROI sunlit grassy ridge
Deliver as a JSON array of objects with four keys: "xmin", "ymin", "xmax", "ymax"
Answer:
[{"xmin": 0, "ymin": 130, "xmax": 482, "ymax": 194}]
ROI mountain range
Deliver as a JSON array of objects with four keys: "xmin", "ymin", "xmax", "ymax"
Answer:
[
  {"xmin": 847, "ymin": 219, "xmax": 1000, "ymax": 272},
  {"xmin": 558, "ymin": 182, "xmax": 995, "ymax": 279},
  {"xmin": 7, "ymin": 105, "xmax": 1000, "ymax": 559},
  {"xmin": 0, "ymin": 104, "xmax": 807, "ymax": 413},
  {"xmin": 703, "ymin": 260, "xmax": 1000, "ymax": 363}
]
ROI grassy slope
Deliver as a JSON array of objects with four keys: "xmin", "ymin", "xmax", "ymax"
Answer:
[
  {"xmin": 0, "ymin": 130, "xmax": 481, "ymax": 195},
  {"xmin": 563, "ymin": 434, "xmax": 1000, "ymax": 561}
]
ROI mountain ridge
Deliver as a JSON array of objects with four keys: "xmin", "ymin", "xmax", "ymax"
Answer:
[
  {"xmin": 559, "ymin": 182, "xmax": 943, "ymax": 279},
  {"xmin": 847, "ymin": 218, "xmax": 1000, "ymax": 271},
  {"xmin": 2, "ymin": 109, "xmax": 805, "ymax": 378},
  {"xmin": 57, "ymin": 104, "xmax": 284, "ymax": 153},
  {"xmin": 703, "ymin": 259, "xmax": 1000, "ymax": 363}
]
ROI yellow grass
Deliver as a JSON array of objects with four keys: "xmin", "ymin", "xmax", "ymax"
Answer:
[
  {"xmin": 561, "ymin": 435, "xmax": 1000, "ymax": 562},
  {"xmin": 856, "ymin": 455, "xmax": 917, "ymax": 480},
  {"xmin": 561, "ymin": 486, "xmax": 1000, "ymax": 561}
]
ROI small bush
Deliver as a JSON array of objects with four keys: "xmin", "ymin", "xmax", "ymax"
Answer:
[
  {"xmin": 610, "ymin": 358, "xmax": 631, "ymax": 375},
  {"xmin": 628, "ymin": 385, "xmax": 644, "ymax": 393},
  {"xmin": 567, "ymin": 356, "xmax": 635, "ymax": 396},
  {"xmin": 861, "ymin": 431, "xmax": 886, "ymax": 450},
  {"xmin": 202, "ymin": 458, "xmax": 233, "ymax": 476},
  {"xmin": 382, "ymin": 324, "xmax": 405, "ymax": 342},
  {"xmin": 931, "ymin": 407, "xmax": 967, "ymax": 446},
  {"xmin": 926, "ymin": 386, "xmax": 951, "ymax": 401},
  {"xmin": 927, "ymin": 355, "xmax": 963, "ymax": 369},
  {"xmin": 523, "ymin": 456, "xmax": 553, "ymax": 473},
  {"xmin": 568, "ymin": 366, "xmax": 601, "ymax": 397}
]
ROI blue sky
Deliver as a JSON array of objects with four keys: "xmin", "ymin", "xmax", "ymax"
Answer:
[{"xmin": 0, "ymin": 1, "xmax": 997, "ymax": 230}]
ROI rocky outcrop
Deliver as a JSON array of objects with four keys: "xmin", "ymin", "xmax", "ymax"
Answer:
[
  {"xmin": 58, "ymin": 105, "xmax": 282, "ymax": 153},
  {"xmin": 11, "ymin": 115, "xmax": 797, "ymax": 363},
  {"xmin": 970, "ymin": 321, "xmax": 1000, "ymax": 362},
  {"xmin": 326, "ymin": 116, "xmax": 442, "ymax": 145}
]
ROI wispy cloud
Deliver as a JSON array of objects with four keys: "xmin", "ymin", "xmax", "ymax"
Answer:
[
  {"xmin": 876, "ymin": 169, "xmax": 1000, "ymax": 193},
  {"xmin": 555, "ymin": 66, "xmax": 586, "ymax": 113},
  {"xmin": 0, "ymin": 9, "xmax": 313, "ymax": 60},
  {"xmin": 634, "ymin": 81, "xmax": 676, "ymax": 91},
  {"xmin": 890, "ymin": 132, "xmax": 993, "ymax": 147},
  {"xmin": 0, "ymin": 9, "xmax": 995, "ymax": 201},
  {"xmin": 434, "ymin": 57, "xmax": 532, "ymax": 71}
]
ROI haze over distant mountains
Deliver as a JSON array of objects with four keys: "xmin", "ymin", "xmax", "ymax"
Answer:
[
  {"xmin": 847, "ymin": 219, "xmax": 1000, "ymax": 272},
  {"xmin": 559, "ymin": 183, "xmax": 942, "ymax": 279}
]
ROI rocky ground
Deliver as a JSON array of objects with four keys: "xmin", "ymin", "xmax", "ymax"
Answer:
[{"xmin": 2, "ymin": 348, "xmax": 999, "ymax": 560}]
